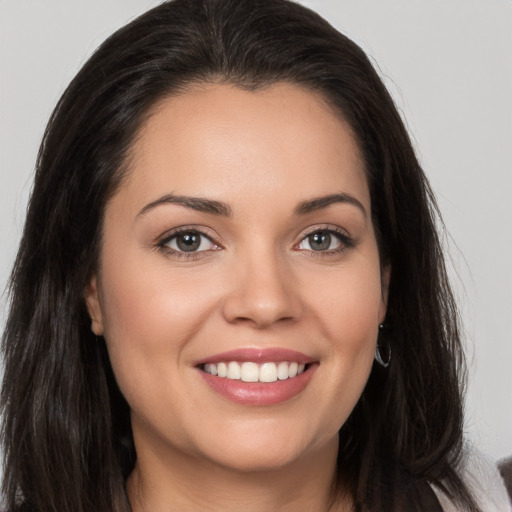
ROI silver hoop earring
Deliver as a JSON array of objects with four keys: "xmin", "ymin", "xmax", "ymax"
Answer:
[{"xmin": 375, "ymin": 323, "xmax": 391, "ymax": 368}]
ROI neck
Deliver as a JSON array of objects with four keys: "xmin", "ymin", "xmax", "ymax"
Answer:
[{"xmin": 127, "ymin": 436, "xmax": 352, "ymax": 512}]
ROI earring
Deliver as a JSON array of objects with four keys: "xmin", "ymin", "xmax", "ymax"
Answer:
[{"xmin": 375, "ymin": 323, "xmax": 391, "ymax": 368}]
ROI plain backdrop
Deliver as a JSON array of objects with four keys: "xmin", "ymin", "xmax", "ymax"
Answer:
[{"xmin": 1, "ymin": 0, "xmax": 511, "ymax": 463}]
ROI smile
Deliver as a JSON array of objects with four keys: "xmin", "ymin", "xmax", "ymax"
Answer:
[
  {"xmin": 197, "ymin": 348, "xmax": 317, "ymax": 405},
  {"xmin": 202, "ymin": 361, "xmax": 307, "ymax": 382}
]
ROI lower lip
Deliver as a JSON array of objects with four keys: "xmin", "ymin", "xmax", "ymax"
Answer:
[{"xmin": 198, "ymin": 365, "xmax": 317, "ymax": 406}]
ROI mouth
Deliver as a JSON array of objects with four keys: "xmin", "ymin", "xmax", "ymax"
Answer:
[
  {"xmin": 201, "ymin": 361, "xmax": 308, "ymax": 382},
  {"xmin": 196, "ymin": 348, "xmax": 317, "ymax": 406}
]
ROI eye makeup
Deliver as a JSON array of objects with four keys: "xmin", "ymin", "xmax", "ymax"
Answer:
[
  {"xmin": 156, "ymin": 226, "xmax": 222, "ymax": 260},
  {"xmin": 295, "ymin": 225, "xmax": 358, "ymax": 256}
]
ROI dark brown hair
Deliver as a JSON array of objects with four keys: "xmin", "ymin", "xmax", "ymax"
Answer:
[{"xmin": 1, "ymin": 1, "xmax": 479, "ymax": 510}]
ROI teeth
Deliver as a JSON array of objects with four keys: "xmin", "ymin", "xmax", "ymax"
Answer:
[
  {"xmin": 259, "ymin": 362, "xmax": 278, "ymax": 382},
  {"xmin": 227, "ymin": 361, "xmax": 241, "ymax": 379},
  {"xmin": 217, "ymin": 362, "xmax": 227, "ymax": 377},
  {"xmin": 241, "ymin": 362, "xmax": 259, "ymax": 382},
  {"xmin": 277, "ymin": 361, "xmax": 289, "ymax": 380},
  {"xmin": 202, "ymin": 361, "xmax": 307, "ymax": 382},
  {"xmin": 204, "ymin": 364, "xmax": 214, "ymax": 374}
]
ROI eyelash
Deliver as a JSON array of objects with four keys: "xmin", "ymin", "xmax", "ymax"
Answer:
[
  {"xmin": 295, "ymin": 226, "xmax": 357, "ymax": 256},
  {"xmin": 157, "ymin": 227, "xmax": 221, "ymax": 260},
  {"xmin": 156, "ymin": 225, "xmax": 357, "ymax": 260}
]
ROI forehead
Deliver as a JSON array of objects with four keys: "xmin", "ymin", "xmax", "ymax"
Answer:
[{"xmin": 118, "ymin": 82, "xmax": 369, "ymax": 214}]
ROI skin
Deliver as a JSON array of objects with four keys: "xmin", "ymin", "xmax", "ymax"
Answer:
[{"xmin": 85, "ymin": 83, "xmax": 389, "ymax": 511}]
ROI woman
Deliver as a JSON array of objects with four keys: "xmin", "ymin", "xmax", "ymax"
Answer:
[{"xmin": 1, "ymin": 0, "xmax": 509, "ymax": 511}]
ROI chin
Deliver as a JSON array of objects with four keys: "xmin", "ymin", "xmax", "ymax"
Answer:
[
  {"xmin": 194, "ymin": 424, "xmax": 336, "ymax": 474},
  {"xmin": 206, "ymin": 446, "xmax": 308, "ymax": 473}
]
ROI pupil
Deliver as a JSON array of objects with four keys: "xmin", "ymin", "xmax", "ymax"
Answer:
[
  {"xmin": 177, "ymin": 232, "xmax": 200, "ymax": 252},
  {"xmin": 310, "ymin": 231, "xmax": 331, "ymax": 251}
]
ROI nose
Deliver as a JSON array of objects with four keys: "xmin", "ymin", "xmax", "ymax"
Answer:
[{"xmin": 221, "ymin": 249, "xmax": 302, "ymax": 329}]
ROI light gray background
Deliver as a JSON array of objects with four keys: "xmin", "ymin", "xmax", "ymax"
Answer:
[{"xmin": 1, "ymin": 1, "xmax": 511, "ymax": 463}]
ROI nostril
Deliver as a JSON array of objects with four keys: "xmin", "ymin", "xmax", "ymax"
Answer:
[
  {"xmin": 220, "ymin": 263, "xmax": 303, "ymax": 328},
  {"xmin": 221, "ymin": 295, "xmax": 302, "ymax": 328}
]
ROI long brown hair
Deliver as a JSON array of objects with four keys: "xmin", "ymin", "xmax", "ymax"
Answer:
[{"xmin": 1, "ymin": 1, "xmax": 479, "ymax": 510}]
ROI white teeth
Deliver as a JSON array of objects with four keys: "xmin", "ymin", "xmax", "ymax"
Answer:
[
  {"xmin": 227, "ymin": 361, "xmax": 241, "ymax": 379},
  {"xmin": 204, "ymin": 363, "xmax": 217, "ymax": 375},
  {"xmin": 277, "ymin": 361, "xmax": 289, "ymax": 380},
  {"xmin": 217, "ymin": 362, "xmax": 227, "ymax": 377},
  {"xmin": 241, "ymin": 362, "xmax": 259, "ymax": 382},
  {"xmin": 202, "ymin": 361, "xmax": 308, "ymax": 382},
  {"xmin": 259, "ymin": 362, "xmax": 278, "ymax": 382}
]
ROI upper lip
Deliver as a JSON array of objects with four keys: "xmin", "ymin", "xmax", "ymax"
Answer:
[{"xmin": 194, "ymin": 347, "xmax": 316, "ymax": 366}]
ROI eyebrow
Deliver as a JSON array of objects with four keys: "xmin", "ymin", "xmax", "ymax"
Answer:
[
  {"xmin": 294, "ymin": 193, "xmax": 367, "ymax": 217},
  {"xmin": 137, "ymin": 192, "xmax": 366, "ymax": 219},
  {"xmin": 137, "ymin": 193, "xmax": 232, "ymax": 217}
]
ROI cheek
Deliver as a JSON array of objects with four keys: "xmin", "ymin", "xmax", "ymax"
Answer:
[
  {"xmin": 305, "ymin": 261, "xmax": 383, "ymax": 346},
  {"xmin": 299, "ymin": 258, "xmax": 382, "ymax": 417},
  {"xmin": 99, "ymin": 252, "xmax": 219, "ymax": 345},
  {"xmin": 97, "ymin": 253, "xmax": 221, "ymax": 403}
]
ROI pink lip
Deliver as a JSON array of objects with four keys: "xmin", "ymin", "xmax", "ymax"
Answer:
[
  {"xmin": 194, "ymin": 347, "xmax": 314, "ymax": 366},
  {"xmin": 198, "ymin": 365, "xmax": 317, "ymax": 406},
  {"xmin": 195, "ymin": 348, "xmax": 318, "ymax": 406}
]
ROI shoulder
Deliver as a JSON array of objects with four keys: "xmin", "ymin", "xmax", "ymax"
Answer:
[
  {"xmin": 432, "ymin": 449, "xmax": 512, "ymax": 512},
  {"xmin": 499, "ymin": 456, "xmax": 512, "ymax": 502}
]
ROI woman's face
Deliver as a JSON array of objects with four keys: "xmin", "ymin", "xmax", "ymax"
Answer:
[{"xmin": 86, "ymin": 83, "xmax": 388, "ymax": 473}]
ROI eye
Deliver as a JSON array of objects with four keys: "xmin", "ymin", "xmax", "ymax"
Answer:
[
  {"xmin": 297, "ymin": 229, "xmax": 350, "ymax": 252},
  {"xmin": 161, "ymin": 230, "xmax": 218, "ymax": 253}
]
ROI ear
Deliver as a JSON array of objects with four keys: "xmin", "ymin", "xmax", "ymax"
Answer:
[
  {"xmin": 378, "ymin": 263, "xmax": 391, "ymax": 324},
  {"xmin": 84, "ymin": 274, "xmax": 104, "ymax": 335}
]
